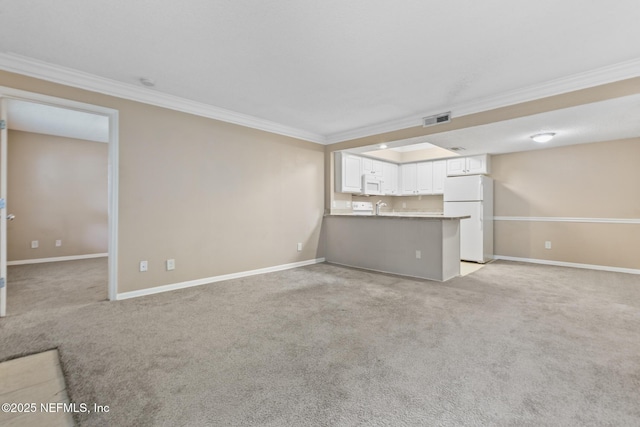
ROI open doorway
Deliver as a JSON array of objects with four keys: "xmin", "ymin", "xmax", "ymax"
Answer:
[{"xmin": 0, "ymin": 87, "xmax": 119, "ymax": 317}]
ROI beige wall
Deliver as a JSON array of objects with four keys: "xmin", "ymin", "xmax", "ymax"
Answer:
[
  {"xmin": 492, "ymin": 138, "xmax": 640, "ymax": 269},
  {"xmin": 352, "ymin": 195, "xmax": 444, "ymax": 214},
  {"xmin": 7, "ymin": 130, "xmax": 108, "ymax": 261},
  {"xmin": 1, "ymin": 70, "xmax": 325, "ymax": 294}
]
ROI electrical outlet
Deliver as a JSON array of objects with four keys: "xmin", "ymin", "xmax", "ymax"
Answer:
[
  {"xmin": 166, "ymin": 259, "xmax": 175, "ymax": 271},
  {"xmin": 55, "ymin": 239, "xmax": 62, "ymax": 247},
  {"xmin": 416, "ymin": 250, "xmax": 421, "ymax": 259},
  {"xmin": 402, "ymin": 202, "xmax": 407, "ymax": 209},
  {"xmin": 297, "ymin": 243, "xmax": 302, "ymax": 252},
  {"xmin": 31, "ymin": 240, "xmax": 39, "ymax": 249},
  {"xmin": 545, "ymin": 241, "xmax": 552, "ymax": 249},
  {"xmin": 139, "ymin": 260, "xmax": 148, "ymax": 272}
]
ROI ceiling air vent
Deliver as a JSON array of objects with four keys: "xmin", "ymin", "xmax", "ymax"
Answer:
[
  {"xmin": 449, "ymin": 147, "xmax": 466, "ymax": 152},
  {"xmin": 422, "ymin": 111, "xmax": 451, "ymax": 127}
]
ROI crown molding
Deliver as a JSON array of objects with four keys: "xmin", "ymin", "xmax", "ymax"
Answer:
[
  {"xmin": 0, "ymin": 53, "xmax": 327, "ymax": 144},
  {"xmin": 325, "ymin": 57, "xmax": 640, "ymax": 144},
  {"xmin": 2, "ymin": 53, "xmax": 639, "ymax": 146}
]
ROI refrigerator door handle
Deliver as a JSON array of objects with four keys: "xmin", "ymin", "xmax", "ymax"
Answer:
[
  {"xmin": 479, "ymin": 205, "xmax": 483, "ymax": 231},
  {"xmin": 479, "ymin": 179, "xmax": 483, "ymax": 200}
]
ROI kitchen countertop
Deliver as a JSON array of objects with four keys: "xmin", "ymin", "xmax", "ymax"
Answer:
[{"xmin": 325, "ymin": 213, "xmax": 470, "ymax": 220}]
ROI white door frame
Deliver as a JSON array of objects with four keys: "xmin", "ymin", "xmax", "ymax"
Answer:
[
  {"xmin": 1, "ymin": 97, "xmax": 7, "ymax": 316},
  {"xmin": 0, "ymin": 86, "xmax": 119, "ymax": 315}
]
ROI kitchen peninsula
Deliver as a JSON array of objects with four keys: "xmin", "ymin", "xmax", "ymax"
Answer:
[{"xmin": 323, "ymin": 214, "xmax": 469, "ymax": 281}]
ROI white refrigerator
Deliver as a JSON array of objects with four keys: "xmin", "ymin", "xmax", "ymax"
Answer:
[{"xmin": 443, "ymin": 175, "xmax": 493, "ymax": 263}]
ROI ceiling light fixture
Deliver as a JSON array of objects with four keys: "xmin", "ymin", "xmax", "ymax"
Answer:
[
  {"xmin": 530, "ymin": 132, "xmax": 555, "ymax": 143},
  {"xmin": 140, "ymin": 77, "xmax": 155, "ymax": 87},
  {"xmin": 379, "ymin": 144, "xmax": 388, "ymax": 149}
]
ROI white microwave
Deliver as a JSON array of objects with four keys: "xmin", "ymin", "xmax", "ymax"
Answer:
[{"xmin": 361, "ymin": 174, "xmax": 383, "ymax": 196}]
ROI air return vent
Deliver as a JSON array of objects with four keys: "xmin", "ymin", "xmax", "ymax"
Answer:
[{"xmin": 422, "ymin": 112, "xmax": 451, "ymax": 127}]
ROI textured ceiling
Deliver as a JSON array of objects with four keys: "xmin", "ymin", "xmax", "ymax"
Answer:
[
  {"xmin": 1, "ymin": 1, "xmax": 639, "ymax": 142},
  {"xmin": 378, "ymin": 94, "xmax": 640, "ymax": 156}
]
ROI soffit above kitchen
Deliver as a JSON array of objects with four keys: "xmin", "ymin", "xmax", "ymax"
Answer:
[
  {"xmin": 0, "ymin": 1, "xmax": 639, "ymax": 145},
  {"xmin": 349, "ymin": 93, "xmax": 640, "ymax": 159}
]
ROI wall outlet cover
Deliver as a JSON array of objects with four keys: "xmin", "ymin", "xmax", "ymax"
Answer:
[
  {"xmin": 31, "ymin": 240, "xmax": 39, "ymax": 249},
  {"xmin": 166, "ymin": 259, "xmax": 175, "ymax": 271},
  {"xmin": 55, "ymin": 240, "xmax": 62, "ymax": 247},
  {"xmin": 139, "ymin": 260, "xmax": 148, "ymax": 272}
]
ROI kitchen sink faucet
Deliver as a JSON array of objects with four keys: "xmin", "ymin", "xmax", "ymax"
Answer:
[{"xmin": 375, "ymin": 200, "xmax": 387, "ymax": 215}]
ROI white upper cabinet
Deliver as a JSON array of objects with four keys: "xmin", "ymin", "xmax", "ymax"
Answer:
[
  {"xmin": 400, "ymin": 163, "xmax": 417, "ymax": 195},
  {"xmin": 446, "ymin": 154, "xmax": 490, "ymax": 176},
  {"xmin": 416, "ymin": 162, "xmax": 433, "ymax": 194},
  {"xmin": 432, "ymin": 160, "xmax": 447, "ymax": 194},
  {"xmin": 362, "ymin": 157, "xmax": 384, "ymax": 176},
  {"xmin": 400, "ymin": 161, "xmax": 443, "ymax": 195},
  {"xmin": 335, "ymin": 152, "xmax": 459, "ymax": 196},
  {"xmin": 381, "ymin": 162, "xmax": 398, "ymax": 195},
  {"xmin": 335, "ymin": 152, "xmax": 363, "ymax": 193},
  {"xmin": 399, "ymin": 160, "xmax": 447, "ymax": 196},
  {"xmin": 335, "ymin": 152, "xmax": 398, "ymax": 194}
]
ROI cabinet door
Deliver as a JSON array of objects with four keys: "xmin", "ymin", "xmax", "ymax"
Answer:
[
  {"xmin": 432, "ymin": 160, "xmax": 446, "ymax": 194},
  {"xmin": 446, "ymin": 157, "xmax": 466, "ymax": 176},
  {"xmin": 416, "ymin": 162, "xmax": 433, "ymax": 194},
  {"xmin": 342, "ymin": 155, "xmax": 362, "ymax": 193},
  {"xmin": 362, "ymin": 158, "xmax": 384, "ymax": 176},
  {"xmin": 361, "ymin": 157, "xmax": 373, "ymax": 175},
  {"xmin": 372, "ymin": 159, "xmax": 384, "ymax": 175},
  {"xmin": 466, "ymin": 155, "xmax": 488, "ymax": 175},
  {"xmin": 400, "ymin": 163, "xmax": 417, "ymax": 195},
  {"xmin": 381, "ymin": 162, "xmax": 398, "ymax": 195}
]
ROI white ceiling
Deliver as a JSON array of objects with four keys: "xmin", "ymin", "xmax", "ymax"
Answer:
[
  {"xmin": 6, "ymin": 99, "xmax": 109, "ymax": 143},
  {"xmin": 0, "ymin": 1, "xmax": 639, "ymax": 146},
  {"xmin": 361, "ymin": 94, "xmax": 640, "ymax": 157},
  {"xmin": 424, "ymin": 94, "xmax": 640, "ymax": 156}
]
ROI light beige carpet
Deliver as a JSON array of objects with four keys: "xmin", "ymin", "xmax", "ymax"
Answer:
[{"xmin": 1, "ymin": 259, "xmax": 639, "ymax": 426}]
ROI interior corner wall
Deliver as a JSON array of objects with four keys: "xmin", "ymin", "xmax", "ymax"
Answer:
[
  {"xmin": 7, "ymin": 130, "xmax": 108, "ymax": 261},
  {"xmin": 492, "ymin": 138, "xmax": 640, "ymax": 270},
  {"xmin": 0, "ymin": 70, "xmax": 325, "ymax": 294}
]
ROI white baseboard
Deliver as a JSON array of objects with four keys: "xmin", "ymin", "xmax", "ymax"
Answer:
[
  {"xmin": 7, "ymin": 253, "xmax": 108, "ymax": 266},
  {"xmin": 116, "ymin": 257, "xmax": 326, "ymax": 300},
  {"xmin": 493, "ymin": 256, "xmax": 640, "ymax": 275}
]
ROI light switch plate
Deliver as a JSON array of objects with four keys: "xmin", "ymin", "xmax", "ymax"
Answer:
[{"xmin": 166, "ymin": 259, "xmax": 175, "ymax": 271}]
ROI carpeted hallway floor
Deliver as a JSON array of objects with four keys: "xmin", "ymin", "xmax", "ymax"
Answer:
[{"xmin": 1, "ymin": 259, "xmax": 639, "ymax": 426}]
